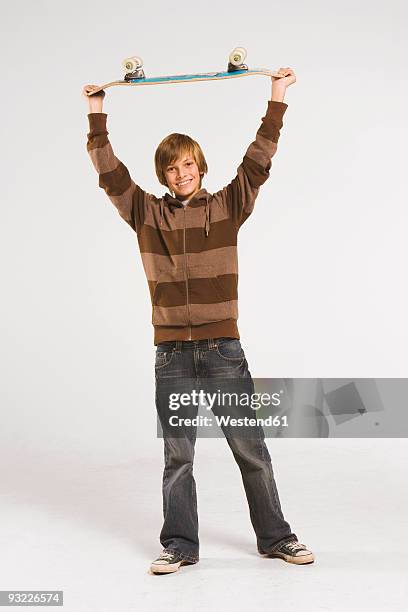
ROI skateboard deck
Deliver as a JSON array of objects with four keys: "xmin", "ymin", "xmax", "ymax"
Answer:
[
  {"xmin": 86, "ymin": 47, "xmax": 281, "ymax": 96},
  {"xmin": 87, "ymin": 68, "xmax": 279, "ymax": 95}
]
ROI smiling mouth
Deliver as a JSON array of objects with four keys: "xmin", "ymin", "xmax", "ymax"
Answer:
[{"xmin": 176, "ymin": 179, "xmax": 192, "ymax": 187}]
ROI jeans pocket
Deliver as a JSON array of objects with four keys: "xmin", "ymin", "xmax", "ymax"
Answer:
[
  {"xmin": 155, "ymin": 349, "xmax": 175, "ymax": 370},
  {"xmin": 215, "ymin": 338, "xmax": 245, "ymax": 361}
]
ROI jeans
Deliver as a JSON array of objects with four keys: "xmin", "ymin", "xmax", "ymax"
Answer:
[{"xmin": 154, "ymin": 337, "xmax": 297, "ymax": 563}]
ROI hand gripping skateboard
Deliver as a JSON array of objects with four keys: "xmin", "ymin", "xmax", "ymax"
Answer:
[{"xmin": 87, "ymin": 47, "xmax": 281, "ymax": 95}]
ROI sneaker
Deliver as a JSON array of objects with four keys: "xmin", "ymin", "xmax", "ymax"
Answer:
[
  {"xmin": 260, "ymin": 539, "xmax": 315, "ymax": 565},
  {"xmin": 149, "ymin": 550, "xmax": 194, "ymax": 574}
]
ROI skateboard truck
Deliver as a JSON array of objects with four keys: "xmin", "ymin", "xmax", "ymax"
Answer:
[
  {"xmin": 227, "ymin": 46, "xmax": 248, "ymax": 72},
  {"xmin": 122, "ymin": 55, "xmax": 145, "ymax": 81}
]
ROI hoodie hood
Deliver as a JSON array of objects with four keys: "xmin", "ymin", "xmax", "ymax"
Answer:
[{"xmin": 160, "ymin": 188, "xmax": 211, "ymax": 236}]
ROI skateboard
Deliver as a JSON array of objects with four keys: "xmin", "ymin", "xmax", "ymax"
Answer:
[{"xmin": 87, "ymin": 47, "xmax": 281, "ymax": 95}]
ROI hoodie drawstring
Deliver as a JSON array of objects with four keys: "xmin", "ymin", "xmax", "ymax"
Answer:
[
  {"xmin": 159, "ymin": 199, "xmax": 164, "ymax": 227},
  {"xmin": 205, "ymin": 195, "xmax": 210, "ymax": 237}
]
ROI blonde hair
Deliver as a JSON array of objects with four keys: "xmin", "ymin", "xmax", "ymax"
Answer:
[{"xmin": 154, "ymin": 133, "xmax": 208, "ymax": 189}]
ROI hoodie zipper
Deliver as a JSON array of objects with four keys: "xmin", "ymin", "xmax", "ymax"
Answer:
[{"xmin": 183, "ymin": 206, "xmax": 192, "ymax": 340}]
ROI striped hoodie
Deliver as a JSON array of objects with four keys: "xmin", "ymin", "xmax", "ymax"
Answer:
[{"xmin": 86, "ymin": 100, "xmax": 288, "ymax": 344}]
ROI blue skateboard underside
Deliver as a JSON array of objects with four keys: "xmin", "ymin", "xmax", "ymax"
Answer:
[{"xmin": 126, "ymin": 69, "xmax": 250, "ymax": 83}]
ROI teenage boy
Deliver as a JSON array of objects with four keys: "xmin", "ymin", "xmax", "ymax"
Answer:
[{"xmin": 83, "ymin": 66, "xmax": 315, "ymax": 574}]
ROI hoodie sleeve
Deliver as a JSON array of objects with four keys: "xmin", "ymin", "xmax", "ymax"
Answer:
[
  {"xmin": 218, "ymin": 100, "xmax": 288, "ymax": 230},
  {"xmin": 86, "ymin": 113, "xmax": 149, "ymax": 233}
]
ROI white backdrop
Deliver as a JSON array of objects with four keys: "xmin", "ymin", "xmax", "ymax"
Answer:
[{"xmin": 1, "ymin": 1, "xmax": 407, "ymax": 610}]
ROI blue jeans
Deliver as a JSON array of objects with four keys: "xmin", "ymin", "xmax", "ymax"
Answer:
[{"xmin": 154, "ymin": 337, "xmax": 297, "ymax": 563}]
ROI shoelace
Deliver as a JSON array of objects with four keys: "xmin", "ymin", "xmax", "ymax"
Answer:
[
  {"xmin": 158, "ymin": 551, "xmax": 175, "ymax": 561},
  {"xmin": 285, "ymin": 541, "xmax": 306, "ymax": 552}
]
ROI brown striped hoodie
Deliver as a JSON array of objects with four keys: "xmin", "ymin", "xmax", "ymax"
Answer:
[{"xmin": 86, "ymin": 100, "xmax": 288, "ymax": 344}]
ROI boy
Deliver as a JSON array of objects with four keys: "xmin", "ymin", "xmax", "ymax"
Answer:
[{"xmin": 83, "ymin": 66, "xmax": 315, "ymax": 574}]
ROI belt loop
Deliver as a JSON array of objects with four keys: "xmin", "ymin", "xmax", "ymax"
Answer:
[
  {"xmin": 209, "ymin": 338, "xmax": 215, "ymax": 349},
  {"xmin": 175, "ymin": 340, "xmax": 182, "ymax": 353}
]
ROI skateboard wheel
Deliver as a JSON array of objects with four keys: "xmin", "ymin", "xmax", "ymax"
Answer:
[
  {"xmin": 229, "ymin": 47, "xmax": 247, "ymax": 66},
  {"xmin": 122, "ymin": 55, "xmax": 143, "ymax": 72}
]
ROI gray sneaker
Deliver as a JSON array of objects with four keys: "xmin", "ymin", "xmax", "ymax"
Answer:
[
  {"xmin": 260, "ymin": 539, "xmax": 315, "ymax": 565},
  {"xmin": 150, "ymin": 550, "xmax": 194, "ymax": 574}
]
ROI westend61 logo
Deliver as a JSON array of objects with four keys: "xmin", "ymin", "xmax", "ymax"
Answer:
[{"xmin": 168, "ymin": 389, "xmax": 283, "ymax": 411}]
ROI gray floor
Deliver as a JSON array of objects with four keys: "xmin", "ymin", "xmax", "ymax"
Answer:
[{"xmin": 1, "ymin": 439, "xmax": 407, "ymax": 611}]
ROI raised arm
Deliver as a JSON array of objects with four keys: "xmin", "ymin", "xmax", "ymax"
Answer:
[
  {"xmin": 83, "ymin": 85, "xmax": 149, "ymax": 233},
  {"xmin": 218, "ymin": 67, "xmax": 296, "ymax": 229}
]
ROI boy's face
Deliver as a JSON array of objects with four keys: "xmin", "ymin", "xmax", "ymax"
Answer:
[{"xmin": 164, "ymin": 153, "xmax": 202, "ymax": 201}]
